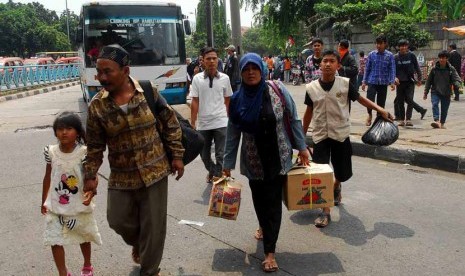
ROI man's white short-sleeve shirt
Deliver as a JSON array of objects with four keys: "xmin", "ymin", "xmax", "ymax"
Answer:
[{"xmin": 189, "ymin": 71, "xmax": 233, "ymax": 130}]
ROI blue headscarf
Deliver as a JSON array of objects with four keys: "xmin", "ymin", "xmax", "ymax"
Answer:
[{"xmin": 229, "ymin": 53, "xmax": 267, "ymax": 133}]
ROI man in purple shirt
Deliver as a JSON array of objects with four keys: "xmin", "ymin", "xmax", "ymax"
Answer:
[{"xmin": 362, "ymin": 34, "xmax": 396, "ymax": 126}]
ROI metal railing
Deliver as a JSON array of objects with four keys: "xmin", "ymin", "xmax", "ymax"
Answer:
[{"xmin": 0, "ymin": 64, "xmax": 80, "ymax": 91}]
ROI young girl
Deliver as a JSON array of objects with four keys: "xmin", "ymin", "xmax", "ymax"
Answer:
[{"xmin": 41, "ymin": 111, "xmax": 102, "ymax": 276}]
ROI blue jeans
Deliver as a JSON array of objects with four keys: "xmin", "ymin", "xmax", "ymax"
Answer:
[
  {"xmin": 431, "ymin": 93, "xmax": 451, "ymax": 124},
  {"xmin": 199, "ymin": 127, "xmax": 227, "ymax": 177}
]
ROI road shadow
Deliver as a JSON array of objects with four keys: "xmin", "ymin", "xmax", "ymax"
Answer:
[
  {"xmin": 289, "ymin": 205, "xmax": 415, "ymax": 246},
  {"xmin": 193, "ymin": 182, "xmax": 212, "ymax": 206},
  {"xmin": 211, "ymin": 246, "xmax": 344, "ymax": 275}
]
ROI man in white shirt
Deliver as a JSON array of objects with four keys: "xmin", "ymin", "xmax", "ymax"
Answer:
[{"xmin": 190, "ymin": 47, "xmax": 233, "ymax": 183}]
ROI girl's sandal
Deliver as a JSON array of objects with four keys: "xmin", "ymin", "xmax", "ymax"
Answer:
[
  {"xmin": 254, "ymin": 228, "xmax": 263, "ymax": 240},
  {"xmin": 80, "ymin": 265, "xmax": 94, "ymax": 276}
]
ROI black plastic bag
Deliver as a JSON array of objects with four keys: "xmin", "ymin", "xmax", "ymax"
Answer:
[{"xmin": 362, "ymin": 116, "xmax": 399, "ymax": 146}]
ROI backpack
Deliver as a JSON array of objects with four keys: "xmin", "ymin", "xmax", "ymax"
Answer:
[{"xmin": 139, "ymin": 80, "xmax": 204, "ymax": 165}]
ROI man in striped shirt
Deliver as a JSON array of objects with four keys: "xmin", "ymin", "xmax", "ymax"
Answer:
[{"xmin": 362, "ymin": 34, "xmax": 396, "ymax": 126}]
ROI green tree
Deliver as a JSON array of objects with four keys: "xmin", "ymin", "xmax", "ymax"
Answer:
[
  {"xmin": 372, "ymin": 13, "xmax": 432, "ymax": 50},
  {"xmin": 192, "ymin": 0, "xmax": 229, "ymax": 56},
  {"xmin": 244, "ymin": 0, "xmax": 318, "ymax": 37},
  {"xmin": 0, "ymin": 1, "xmax": 72, "ymax": 56},
  {"xmin": 57, "ymin": 10, "xmax": 79, "ymax": 49}
]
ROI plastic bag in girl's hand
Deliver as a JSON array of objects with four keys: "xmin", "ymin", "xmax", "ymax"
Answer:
[{"xmin": 362, "ymin": 116, "xmax": 399, "ymax": 146}]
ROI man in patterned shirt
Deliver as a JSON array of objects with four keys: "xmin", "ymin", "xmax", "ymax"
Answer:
[
  {"xmin": 357, "ymin": 51, "xmax": 367, "ymax": 91},
  {"xmin": 84, "ymin": 44, "xmax": 184, "ymax": 276},
  {"xmin": 362, "ymin": 34, "xmax": 396, "ymax": 126},
  {"xmin": 304, "ymin": 38, "xmax": 324, "ymax": 83}
]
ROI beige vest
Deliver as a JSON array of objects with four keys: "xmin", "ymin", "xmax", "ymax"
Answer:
[{"xmin": 306, "ymin": 76, "xmax": 351, "ymax": 143}]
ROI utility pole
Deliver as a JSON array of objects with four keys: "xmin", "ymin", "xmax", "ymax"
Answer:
[
  {"xmin": 229, "ymin": 0, "xmax": 241, "ymax": 57},
  {"xmin": 65, "ymin": 0, "xmax": 70, "ymax": 42},
  {"xmin": 205, "ymin": 0, "xmax": 214, "ymax": 47}
]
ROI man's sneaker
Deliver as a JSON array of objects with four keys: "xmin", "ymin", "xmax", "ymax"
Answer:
[
  {"xmin": 398, "ymin": 121, "xmax": 405, "ymax": 126},
  {"xmin": 431, "ymin": 121, "xmax": 440, "ymax": 129},
  {"xmin": 420, "ymin": 109, "xmax": 427, "ymax": 120},
  {"xmin": 405, "ymin": 120, "xmax": 413, "ymax": 126}
]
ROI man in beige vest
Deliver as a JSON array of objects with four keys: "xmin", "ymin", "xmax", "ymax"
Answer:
[{"xmin": 302, "ymin": 49, "xmax": 393, "ymax": 228}]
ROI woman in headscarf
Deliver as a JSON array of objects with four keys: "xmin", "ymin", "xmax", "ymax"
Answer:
[{"xmin": 223, "ymin": 53, "xmax": 310, "ymax": 272}]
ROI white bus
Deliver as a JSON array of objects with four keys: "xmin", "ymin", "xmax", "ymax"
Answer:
[{"xmin": 76, "ymin": 1, "xmax": 191, "ymax": 104}]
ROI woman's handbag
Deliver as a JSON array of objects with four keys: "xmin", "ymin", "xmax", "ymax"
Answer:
[
  {"xmin": 362, "ymin": 116, "xmax": 399, "ymax": 146},
  {"xmin": 140, "ymin": 80, "xmax": 204, "ymax": 165}
]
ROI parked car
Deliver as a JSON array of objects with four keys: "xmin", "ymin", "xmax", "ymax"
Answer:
[
  {"xmin": 23, "ymin": 57, "xmax": 56, "ymax": 66},
  {"xmin": 55, "ymin": 56, "xmax": 82, "ymax": 65},
  {"xmin": 0, "ymin": 57, "xmax": 24, "ymax": 73}
]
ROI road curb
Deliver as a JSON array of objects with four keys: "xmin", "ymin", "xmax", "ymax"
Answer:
[
  {"xmin": 0, "ymin": 80, "xmax": 80, "ymax": 103},
  {"xmin": 352, "ymin": 140, "xmax": 462, "ymax": 173},
  {"xmin": 306, "ymin": 135, "xmax": 464, "ymax": 175}
]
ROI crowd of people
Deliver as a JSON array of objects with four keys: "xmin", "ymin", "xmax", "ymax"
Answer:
[{"xmin": 40, "ymin": 35, "xmax": 463, "ymax": 275}]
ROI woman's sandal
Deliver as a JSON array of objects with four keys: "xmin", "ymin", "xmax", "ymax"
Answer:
[
  {"xmin": 262, "ymin": 259, "xmax": 279, "ymax": 273},
  {"xmin": 254, "ymin": 228, "xmax": 263, "ymax": 240},
  {"xmin": 80, "ymin": 265, "xmax": 94, "ymax": 276}
]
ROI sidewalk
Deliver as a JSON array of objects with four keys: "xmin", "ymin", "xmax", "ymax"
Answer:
[{"xmin": 0, "ymin": 79, "xmax": 80, "ymax": 102}]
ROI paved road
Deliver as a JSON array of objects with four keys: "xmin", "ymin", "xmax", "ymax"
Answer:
[{"xmin": 1, "ymin": 85, "xmax": 465, "ymax": 275}]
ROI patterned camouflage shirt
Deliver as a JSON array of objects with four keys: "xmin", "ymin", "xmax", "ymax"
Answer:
[{"xmin": 84, "ymin": 77, "xmax": 184, "ymax": 189}]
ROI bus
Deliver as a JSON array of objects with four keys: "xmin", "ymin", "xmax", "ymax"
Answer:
[{"xmin": 76, "ymin": 1, "xmax": 191, "ymax": 104}]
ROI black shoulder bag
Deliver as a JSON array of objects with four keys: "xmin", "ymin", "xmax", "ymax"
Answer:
[{"xmin": 139, "ymin": 80, "xmax": 204, "ymax": 165}]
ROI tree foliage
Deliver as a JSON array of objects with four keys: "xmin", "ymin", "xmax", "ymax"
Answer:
[
  {"xmin": 372, "ymin": 13, "xmax": 433, "ymax": 50},
  {"xmin": 0, "ymin": 1, "xmax": 77, "ymax": 57},
  {"xmin": 244, "ymin": 0, "xmax": 464, "ymax": 45},
  {"xmin": 191, "ymin": 0, "xmax": 229, "ymax": 56},
  {"xmin": 242, "ymin": 24, "xmax": 309, "ymax": 57}
]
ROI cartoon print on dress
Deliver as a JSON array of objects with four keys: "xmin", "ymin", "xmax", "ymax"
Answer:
[{"xmin": 55, "ymin": 174, "xmax": 79, "ymax": 204}]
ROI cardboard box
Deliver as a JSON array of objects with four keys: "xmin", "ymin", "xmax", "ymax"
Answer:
[
  {"xmin": 283, "ymin": 163, "xmax": 334, "ymax": 210},
  {"xmin": 208, "ymin": 177, "xmax": 242, "ymax": 220}
]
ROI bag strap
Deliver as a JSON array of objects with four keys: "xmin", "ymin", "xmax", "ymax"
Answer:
[
  {"xmin": 139, "ymin": 80, "xmax": 168, "ymax": 117},
  {"xmin": 266, "ymin": 80, "xmax": 286, "ymax": 109}
]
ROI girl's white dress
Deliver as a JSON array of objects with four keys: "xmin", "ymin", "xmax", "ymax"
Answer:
[{"xmin": 43, "ymin": 144, "xmax": 102, "ymax": 246}]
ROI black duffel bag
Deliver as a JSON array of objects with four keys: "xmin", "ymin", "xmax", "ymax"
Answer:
[
  {"xmin": 362, "ymin": 116, "xmax": 399, "ymax": 146},
  {"xmin": 140, "ymin": 80, "xmax": 204, "ymax": 165}
]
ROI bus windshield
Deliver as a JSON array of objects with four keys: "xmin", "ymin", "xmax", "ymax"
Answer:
[{"xmin": 84, "ymin": 5, "xmax": 182, "ymax": 67}]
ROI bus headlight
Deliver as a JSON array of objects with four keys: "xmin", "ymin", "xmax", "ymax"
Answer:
[{"xmin": 165, "ymin": 82, "xmax": 185, "ymax": 89}]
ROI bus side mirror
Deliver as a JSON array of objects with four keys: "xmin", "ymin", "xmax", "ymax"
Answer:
[{"xmin": 183, "ymin": 19, "xmax": 192, "ymax": 36}]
